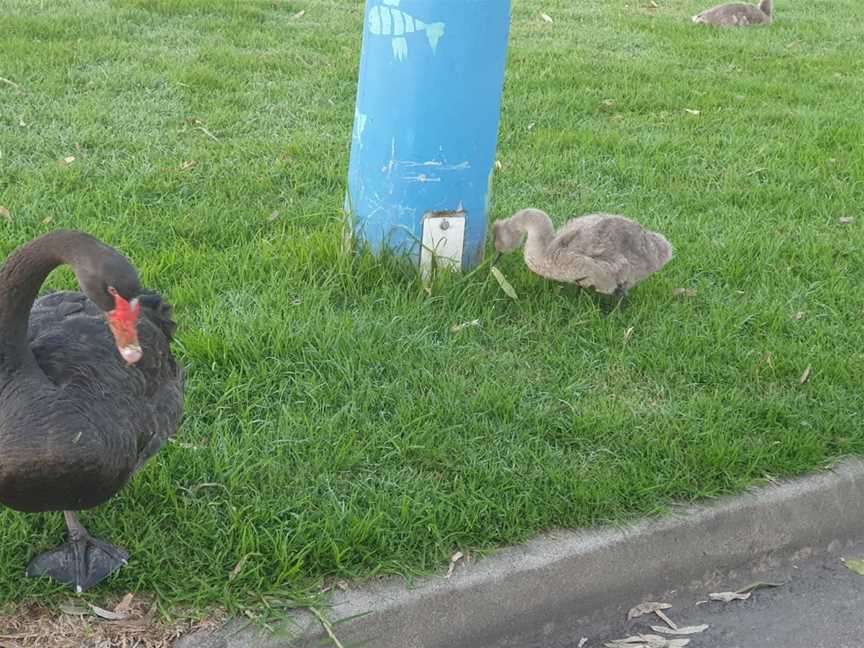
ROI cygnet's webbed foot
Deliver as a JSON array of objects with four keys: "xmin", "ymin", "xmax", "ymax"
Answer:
[
  {"xmin": 26, "ymin": 511, "xmax": 129, "ymax": 593},
  {"xmin": 600, "ymin": 285, "xmax": 629, "ymax": 315}
]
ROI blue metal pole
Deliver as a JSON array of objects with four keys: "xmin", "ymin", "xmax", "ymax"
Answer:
[{"xmin": 346, "ymin": 0, "xmax": 512, "ymax": 272}]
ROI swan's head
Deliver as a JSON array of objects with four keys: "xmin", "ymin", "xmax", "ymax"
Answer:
[
  {"xmin": 65, "ymin": 235, "xmax": 145, "ymax": 364},
  {"xmin": 106, "ymin": 287, "xmax": 142, "ymax": 364},
  {"xmin": 492, "ymin": 219, "xmax": 525, "ymax": 255}
]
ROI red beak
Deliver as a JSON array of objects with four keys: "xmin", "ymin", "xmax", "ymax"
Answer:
[{"xmin": 106, "ymin": 287, "xmax": 142, "ymax": 364}]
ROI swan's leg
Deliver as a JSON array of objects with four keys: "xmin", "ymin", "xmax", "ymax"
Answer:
[
  {"xmin": 25, "ymin": 511, "xmax": 129, "ymax": 593},
  {"xmin": 561, "ymin": 277, "xmax": 589, "ymax": 299},
  {"xmin": 560, "ymin": 283, "xmax": 583, "ymax": 298},
  {"xmin": 614, "ymin": 285, "xmax": 629, "ymax": 310},
  {"xmin": 600, "ymin": 285, "xmax": 629, "ymax": 315}
]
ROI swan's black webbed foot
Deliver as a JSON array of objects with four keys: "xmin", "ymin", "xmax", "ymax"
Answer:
[
  {"xmin": 26, "ymin": 511, "xmax": 129, "ymax": 593},
  {"xmin": 600, "ymin": 285, "xmax": 629, "ymax": 316}
]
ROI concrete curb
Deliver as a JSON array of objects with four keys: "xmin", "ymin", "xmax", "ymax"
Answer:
[{"xmin": 177, "ymin": 459, "xmax": 864, "ymax": 648}]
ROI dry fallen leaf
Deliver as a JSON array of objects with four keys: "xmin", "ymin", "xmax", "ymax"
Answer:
[
  {"xmin": 163, "ymin": 160, "xmax": 198, "ymax": 173},
  {"xmin": 527, "ymin": 122, "xmax": 536, "ymax": 131},
  {"xmin": 269, "ymin": 210, "xmax": 280, "ymax": 221},
  {"xmin": 600, "ymin": 99, "xmax": 617, "ymax": 111},
  {"xmin": 792, "ymin": 311, "xmax": 805, "ymax": 321},
  {"xmin": 605, "ymin": 634, "xmax": 689, "ymax": 648},
  {"xmin": 336, "ymin": 580, "xmax": 349, "ymax": 591},
  {"xmin": 0, "ymin": 76, "xmax": 23, "ymax": 92},
  {"xmin": 841, "ymin": 557, "xmax": 864, "ymax": 576},
  {"xmin": 491, "ymin": 266, "xmax": 519, "ymax": 300},
  {"xmin": 197, "ymin": 126, "xmax": 220, "ymax": 141},
  {"xmin": 650, "ymin": 625, "xmax": 708, "ymax": 636},
  {"xmin": 89, "ymin": 604, "xmax": 127, "ymax": 621},
  {"xmin": 709, "ymin": 591, "xmax": 751, "ymax": 602},
  {"xmin": 684, "ymin": 109, "xmax": 700, "ymax": 116},
  {"xmin": 623, "ymin": 326, "xmax": 635, "ymax": 344},
  {"xmin": 672, "ymin": 288, "xmax": 697, "ymax": 298},
  {"xmin": 541, "ymin": 12, "xmax": 554, "ymax": 23},
  {"xmin": 228, "ymin": 553, "xmax": 253, "ymax": 581},
  {"xmin": 59, "ymin": 602, "xmax": 89, "ymax": 616},
  {"xmin": 751, "ymin": 351, "xmax": 773, "ymax": 379},
  {"xmin": 42, "ymin": 216, "xmax": 54, "ymax": 225},
  {"xmin": 60, "ymin": 155, "xmax": 76, "ymax": 165},
  {"xmin": 838, "ymin": 217, "xmax": 854, "ymax": 225},
  {"xmin": 185, "ymin": 117, "xmax": 219, "ymax": 141},
  {"xmin": 114, "ymin": 593, "xmax": 135, "ymax": 615},
  {"xmin": 627, "ymin": 602, "xmax": 672, "ymax": 620},
  {"xmin": 450, "ymin": 319, "xmax": 481, "ymax": 333},
  {"xmin": 736, "ymin": 581, "xmax": 784, "ymax": 594},
  {"xmin": 644, "ymin": 0, "xmax": 659, "ymax": 8},
  {"xmin": 0, "ymin": 206, "xmax": 10, "ymax": 221},
  {"xmin": 495, "ymin": 159, "xmax": 503, "ymax": 171},
  {"xmin": 606, "ymin": 635, "xmax": 661, "ymax": 647},
  {"xmin": 652, "ymin": 608, "xmax": 678, "ymax": 631},
  {"xmin": 293, "ymin": 9, "xmax": 306, "ymax": 19},
  {"xmin": 445, "ymin": 551, "xmax": 464, "ymax": 578},
  {"xmin": 799, "ymin": 365, "xmax": 812, "ymax": 385}
]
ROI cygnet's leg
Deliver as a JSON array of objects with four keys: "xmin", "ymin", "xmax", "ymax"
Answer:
[
  {"xmin": 560, "ymin": 276, "xmax": 590, "ymax": 299},
  {"xmin": 560, "ymin": 282, "xmax": 583, "ymax": 298},
  {"xmin": 26, "ymin": 511, "xmax": 129, "ymax": 593},
  {"xmin": 614, "ymin": 285, "xmax": 629, "ymax": 309},
  {"xmin": 600, "ymin": 285, "xmax": 629, "ymax": 315}
]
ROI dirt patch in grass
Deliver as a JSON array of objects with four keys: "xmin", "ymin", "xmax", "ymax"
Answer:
[{"xmin": 0, "ymin": 596, "xmax": 224, "ymax": 648}]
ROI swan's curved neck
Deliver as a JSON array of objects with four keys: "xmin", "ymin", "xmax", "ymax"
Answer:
[
  {"xmin": 0, "ymin": 230, "xmax": 105, "ymax": 373},
  {"xmin": 511, "ymin": 208, "xmax": 555, "ymax": 253}
]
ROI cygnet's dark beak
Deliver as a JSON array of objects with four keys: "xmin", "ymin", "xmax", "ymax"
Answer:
[{"xmin": 491, "ymin": 252, "xmax": 502, "ymax": 267}]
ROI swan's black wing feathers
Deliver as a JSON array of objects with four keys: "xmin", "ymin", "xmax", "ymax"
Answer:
[{"xmin": 28, "ymin": 290, "xmax": 184, "ymax": 474}]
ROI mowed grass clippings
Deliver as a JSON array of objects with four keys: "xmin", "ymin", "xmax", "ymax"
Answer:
[{"xmin": 0, "ymin": 0, "xmax": 862, "ymax": 620}]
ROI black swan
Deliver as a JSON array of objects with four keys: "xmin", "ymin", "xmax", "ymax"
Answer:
[{"xmin": 0, "ymin": 230, "xmax": 184, "ymax": 592}]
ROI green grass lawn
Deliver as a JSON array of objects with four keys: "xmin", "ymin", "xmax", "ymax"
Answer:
[{"xmin": 1, "ymin": 0, "xmax": 863, "ymax": 615}]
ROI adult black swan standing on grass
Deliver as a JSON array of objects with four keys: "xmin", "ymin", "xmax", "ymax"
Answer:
[{"xmin": 0, "ymin": 230, "xmax": 184, "ymax": 592}]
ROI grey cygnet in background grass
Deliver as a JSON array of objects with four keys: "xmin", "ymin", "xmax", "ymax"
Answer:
[{"xmin": 692, "ymin": 0, "xmax": 773, "ymax": 26}]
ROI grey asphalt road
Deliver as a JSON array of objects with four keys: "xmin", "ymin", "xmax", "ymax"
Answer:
[{"xmin": 560, "ymin": 542, "xmax": 864, "ymax": 648}]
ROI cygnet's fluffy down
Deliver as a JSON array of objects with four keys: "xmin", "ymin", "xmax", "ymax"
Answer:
[{"xmin": 492, "ymin": 208, "xmax": 673, "ymax": 302}]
